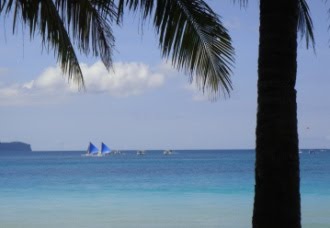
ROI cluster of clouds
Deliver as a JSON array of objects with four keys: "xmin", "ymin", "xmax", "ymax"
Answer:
[
  {"xmin": 0, "ymin": 60, "xmax": 211, "ymax": 106},
  {"xmin": 0, "ymin": 61, "xmax": 168, "ymax": 106}
]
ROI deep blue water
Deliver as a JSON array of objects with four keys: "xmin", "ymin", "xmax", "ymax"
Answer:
[{"xmin": 0, "ymin": 149, "xmax": 329, "ymax": 228}]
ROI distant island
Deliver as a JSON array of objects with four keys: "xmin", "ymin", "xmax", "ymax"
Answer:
[{"xmin": 0, "ymin": 141, "xmax": 32, "ymax": 151}]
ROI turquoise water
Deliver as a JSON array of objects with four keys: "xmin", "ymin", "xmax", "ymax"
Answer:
[{"xmin": 0, "ymin": 150, "xmax": 329, "ymax": 227}]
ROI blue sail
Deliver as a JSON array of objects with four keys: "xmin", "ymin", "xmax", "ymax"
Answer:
[
  {"xmin": 88, "ymin": 142, "xmax": 99, "ymax": 154},
  {"xmin": 101, "ymin": 142, "xmax": 111, "ymax": 154}
]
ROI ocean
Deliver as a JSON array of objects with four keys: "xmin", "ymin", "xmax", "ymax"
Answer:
[{"xmin": 0, "ymin": 150, "xmax": 329, "ymax": 228}]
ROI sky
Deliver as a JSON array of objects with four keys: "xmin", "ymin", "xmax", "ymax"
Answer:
[{"xmin": 0, "ymin": 1, "xmax": 330, "ymax": 151}]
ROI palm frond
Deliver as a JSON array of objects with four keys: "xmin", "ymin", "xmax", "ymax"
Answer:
[
  {"xmin": 117, "ymin": 0, "xmax": 234, "ymax": 97},
  {"xmin": 117, "ymin": 0, "xmax": 154, "ymax": 23},
  {"xmin": 231, "ymin": 0, "xmax": 248, "ymax": 8},
  {"xmin": 324, "ymin": 0, "xmax": 330, "ymax": 43},
  {"xmin": 0, "ymin": 0, "xmax": 14, "ymax": 13},
  {"xmin": 298, "ymin": 0, "xmax": 315, "ymax": 49},
  {"xmin": 0, "ymin": 0, "xmax": 83, "ymax": 86},
  {"xmin": 55, "ymin": 0, "xmax": 116, "ymax": 69},
  {"xmin": 0, "ymin": 0, "xmax": 117, "ymax": 88},
  {"xmin": 40, "ymin": 0, "xmax": 85, "ymax": 87},
  {"xmin": 7, "ymin": 0, "xmax": 84, "ymax": 87}
]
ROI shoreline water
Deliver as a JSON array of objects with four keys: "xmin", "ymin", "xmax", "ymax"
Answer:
[{"xmin": 1, "ymin": 150, "xmax": 329, "ymax": 228}]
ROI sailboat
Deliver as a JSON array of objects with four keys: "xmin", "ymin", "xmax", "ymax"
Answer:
[
  {"xmin": 83, "ymin": 142, "xmax": 99, "ymax": 156},
  {"xmin": 101, "ymin": 142, "xmax": 111, "ymax": 156}
]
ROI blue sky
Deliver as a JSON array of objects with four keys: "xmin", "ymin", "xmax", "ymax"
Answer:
[{"xmin": 0, "ymin": 1, "xmax": 329, "ymax": 150}]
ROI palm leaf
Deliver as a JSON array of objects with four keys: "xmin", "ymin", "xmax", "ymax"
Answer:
[
  {"xmin": 298, "ymin": 0, "xmax": 315, "ymax": 49},
  {"xmin": 41, "ymin": 0, "xmax": 85, "ymax": 87},
  {"xmin": 0, "ymin": 0, "xmax": 117, "ymax": 88},
  {"xmin": 117, "ymin": 0, "xmax": 234, "ymax": 97},
  {"xmin": 117, "ymin": 0, "xmax": 154, "ymax": 23},
  {"xmin": 231, "ymin": 0, "xmax": 248, "ymax": 8},
  {"xmin": 55, "ymin": 0, "xmax": 116, "ymax": 69}
]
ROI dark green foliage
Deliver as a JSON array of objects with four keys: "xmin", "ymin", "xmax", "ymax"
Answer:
[
  {"xmin": 118, "ymin": 0, "xmax": 235, "ymax": 97},
  {"xmin": 0, "ymin": 0, "xmax": 116, "ymax": 88},
  {"xmin": 298, "ymin": 0, "xmax": 314, "ymax": 49},
  {"xmin": 0, "ymin": 0, "xmax": 235, "ymax": 97}
]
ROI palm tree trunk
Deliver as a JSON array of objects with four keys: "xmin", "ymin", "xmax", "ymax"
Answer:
[{"xmin": 252, "ymin": 0, "xmax": 301, "ymax": 227}]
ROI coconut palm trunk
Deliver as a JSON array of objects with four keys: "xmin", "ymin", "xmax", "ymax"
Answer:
[{"xmin": 252, "ymin": 0, "xmax": 301, "ymax": 227}]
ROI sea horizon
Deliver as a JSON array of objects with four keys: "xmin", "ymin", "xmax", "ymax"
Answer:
[{"xmin": 27, "ymin": 148, "xmax": 330, "ymax": 152}]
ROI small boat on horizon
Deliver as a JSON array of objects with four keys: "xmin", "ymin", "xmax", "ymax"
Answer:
[
  {"xmin": 309, "ymin": 149, "xmax": 316, "ymax": 154},
  {"xmin": 112, "ymin": 150, "xmax": 121, "ymax": 154},
  {"xmin": 163, "ymin": 149, "xmax": 173, "ymax": 155},
  {"xmin": 137, "ymin": 150, "xmax": 145, "ymax": 155}
]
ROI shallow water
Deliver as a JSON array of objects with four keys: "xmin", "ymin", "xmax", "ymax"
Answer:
[{"xmin": 0, "ymin": 150, "xmax": 329, "ymax": 227}]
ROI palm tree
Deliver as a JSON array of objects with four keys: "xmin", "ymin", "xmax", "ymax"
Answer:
[
  {"xmin": 252, "ymin": 0, "xmax": 314, "ymax": 227},
  {"xmin": 0, "ymin": 0, "xmax": 317, "ymax": 227},
  {"xmin": 118, "ymin": 1, "xmax": 314, "ymax": 227},
  {"xmin": 253, "ymin": 0, "xmax": 301, "ymax": 226},
  {"xmin": 123, "ymin": 0, "xmax": 315, "ymax": 227}
]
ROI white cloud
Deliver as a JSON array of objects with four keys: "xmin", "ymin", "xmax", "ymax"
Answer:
[
  {"xmin": 0, "ymin": 61, "xmax": 167, "ymax": 106},
  {"xmin": 80, "ymin": 61, "xmax": 164, "ymax": 96}
]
